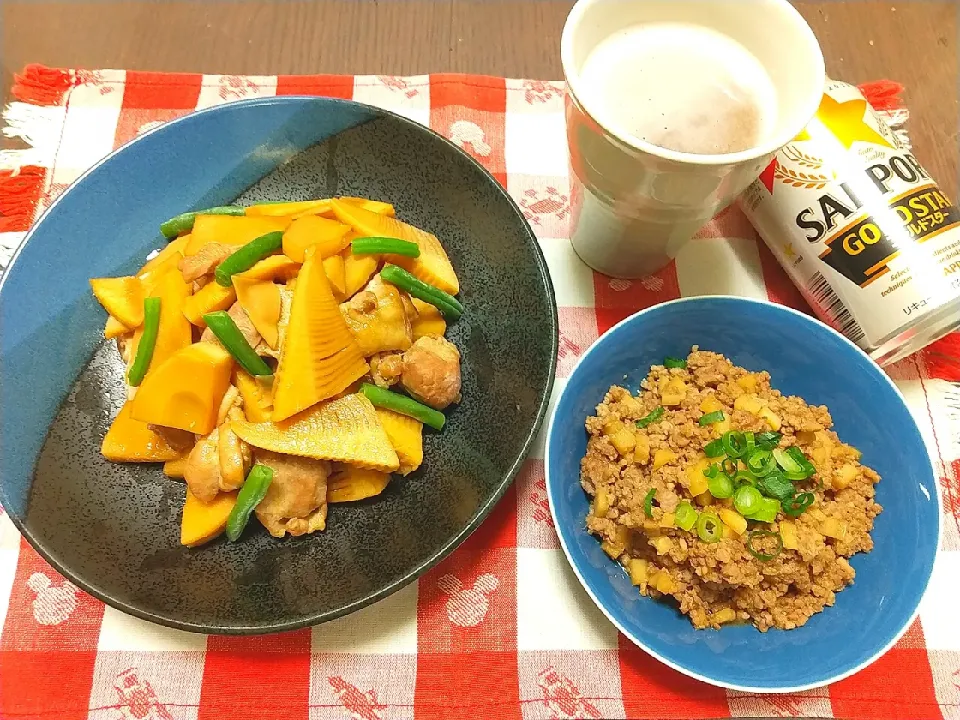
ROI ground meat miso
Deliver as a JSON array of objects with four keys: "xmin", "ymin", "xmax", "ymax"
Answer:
[{"xmin": 580, "ymin": 349, "xmax": 881, "ymax": 631}]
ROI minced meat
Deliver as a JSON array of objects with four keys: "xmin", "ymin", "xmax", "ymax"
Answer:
[{"xmin": 580, "ymin": 348, "xmax": 882, "ymax": 631}]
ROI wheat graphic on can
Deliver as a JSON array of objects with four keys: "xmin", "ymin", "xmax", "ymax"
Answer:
[{"xmin": 740, "ymin": 79, "xmax": 960, "ymax": 365}]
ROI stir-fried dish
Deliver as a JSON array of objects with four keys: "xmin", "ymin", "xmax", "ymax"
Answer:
[
  {"xmin": 90, "ymin": 197, "xmax": 463, "ymax": 546},
  {"xmin": 580, "ymin": 349, "xmax": 881, "ymax": 631}
]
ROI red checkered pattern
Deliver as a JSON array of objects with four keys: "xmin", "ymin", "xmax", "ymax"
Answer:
[{"xmin": 0, "ymin": 65, "xmax": 958, "ymax": 720}]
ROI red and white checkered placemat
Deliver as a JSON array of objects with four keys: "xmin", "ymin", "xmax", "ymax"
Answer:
[{"xmin": 0, "ymin": 65, "xmax": 958, "ymax": 720}]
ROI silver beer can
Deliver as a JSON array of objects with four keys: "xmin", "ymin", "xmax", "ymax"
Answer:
[{"xmin": 740, "ymin": 79, "xmax": 960, "ymax": 366}]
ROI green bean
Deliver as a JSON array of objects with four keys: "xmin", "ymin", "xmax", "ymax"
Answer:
[
  {"xmin": 214, "ymin": 231, "xmax": 284, "ymax": 286},
  {"xmin": 379, "ymin": 264, "xmax": 462, "ymax": 320},
  {"xmin": 225, "ymin": 464, "xmax": 274, "ymax": 541},
  {"xmin": 351, "ymin": 237, "xmax": 421, "ymax": 257},
  {"xmin": 127, "ymin": 297, "xmax": 161, "ymax": 386},
  {"xmin": 202, "ymin": 311, "xmax": 273, "ymax": 377},
  {"xmin": 159, "ymin": 206, "xmax": 244, "ymax": 238},
  {"xmin": 360, "ymin": 383, "xmax": 445, "ymax": 430}
]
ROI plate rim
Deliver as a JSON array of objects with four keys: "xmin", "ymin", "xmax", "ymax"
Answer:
[
  {"xmin": 544, "ymin": 295, "xmax": 942, "ymax": 693},
  {"xmin": 0, "ymin": 94, "xmax": 559, "ymax": 634}
]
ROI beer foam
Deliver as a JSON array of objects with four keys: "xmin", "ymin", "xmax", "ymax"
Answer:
[{"xmin": 578, "ymin": 22, "xmax": 778, "ymax": 155}]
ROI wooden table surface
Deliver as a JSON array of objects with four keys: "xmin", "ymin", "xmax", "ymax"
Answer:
[{"xmin": 2, "ymin": 0, "xmax": 958, "ymax": 196}]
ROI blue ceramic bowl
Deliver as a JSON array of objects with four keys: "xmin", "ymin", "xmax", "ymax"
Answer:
[
  {"xmin": 0, "ymin": 97, "xmax": 557, "ymax": 632},
  {"xmin": 546, "ymin": 296, "xmax": 940, "ymax": 692}
]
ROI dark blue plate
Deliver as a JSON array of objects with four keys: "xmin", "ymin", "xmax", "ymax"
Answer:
[
  {"xmin": 546, "ymin": 297, "xmax": 940, "ymax": 692},
  {"xmin": 0, "ymin": 97, "xmax": 557, "ymax": 633}
]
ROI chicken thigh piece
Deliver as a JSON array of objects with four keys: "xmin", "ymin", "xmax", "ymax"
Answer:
[
  {"xmin": 254, "ymin": 450, "xmax": 332, "ymax": 537},
  {"xmin": 179, "ymin": 243, "xmax": 235, "ymax": 283},
  {"xmin": 401, "ymin": 336, "xmax": 461, "ymax": 409},
  {"xmin": 340, "ymin": 276, "xmax": 413, "ymax": 356}
]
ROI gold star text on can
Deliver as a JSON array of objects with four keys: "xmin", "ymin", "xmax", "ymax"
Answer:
[{"xmin": 739, "ymin": 79, "xmax": 960, "ymax": 366}]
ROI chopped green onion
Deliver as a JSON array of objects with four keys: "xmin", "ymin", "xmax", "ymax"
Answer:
[
  {"xmin": 786, "ymin": 446, "xmax": 817, "ymax": 477},
  {"xmin": 755, "ymin": 431, "xmax": 782, "ymax": 450},
  {"xmin": 748, "ymin": 497, "xmax": 781, "ymax": 523},
  {"xmin": 708, "ymin": 473, "xmax": 735, "ymax": 499},
  {"xmin": 215, "ymin": 231, "xmax": 284, "ymax": 286},
  {"xmin": 746, "ymin": 529, "xmax": 783, "ymax": 561},
  {"xmin": 127, "ymin": 297, "xmax": 161, "ymax": 386},
  {"xmin": 783, "ymin": 492, "xmax": 815, "ymax": 517},
  {"xmin": 772, "ymin": 447, "xmax": 802, "ymax": 474},
  {"xmin": 758, "ymin": 473, "xmax": 796, "ymax": 502},
  {"xmin": 720, "ymin": 458, "xmax": 738, "ymax": 478},
  {"xmin": 675, "ymin": 502, "xmax": 698, "ymax": 531},
  {"xmin": 733, "ymin": 485, "xmax": 763, "ymax": 516},
  {"xmin": 696, "ymin": 513, "xmax": 723, "ymax": 543},
  {"xmin": 699, "ymin": 410, "xmax": 725, "ymax": 426},
  {"xmin": 734, "ymin": 470, "xmax": 757, "ymax": 487},
  {"xmin": 703, "ymin": 463, "xmax": 721, "ymax": 479},
  {"xmin": 225, "ymin": 464, "xmax": 274, "ymax": 541},
  {"xmin": 643, "ymin": 488, "xmax": 657, "ymax": 518},
  {"xmin": 202, "ymin": 311, "xmax": 273, "ymax": 377},
  {"xmin": 360, "ymin": 383, "xmax": 446, "ymax": 430},
  {"xmin": 721, "ymin": 431, "xmax": 748, "ymax": 458},
  {"xmin": 351, "ymin": 237, "xmax": 421, "ymax": 257},
  {"xmin": 663, "ymin": 357, "xmax": 687, "ymax": 369},
  {"xmin": 636, "ymin": 406, "xmax": 664, "ymax": 429},
  {"xmin": 704, "ymin": 438, "xmax": 725, "ymax": 458},
  {"xmin": 380, "ymin": 264, "xmax": 462, "ymax": 320},
  {"xmin": 160, "ymin": 205, "xmax": 244, "ymax": 238},
  {"xmin": 746, "ymin": 449, "xmax": 777, "ymax": 477},
  {"xmin": 744, "ymin": 431, "xmax": 756, "ymax": 456}
]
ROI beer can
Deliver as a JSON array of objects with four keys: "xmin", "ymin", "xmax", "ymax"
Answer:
[{"xmin": 739, "ymin": 79, "xmax": 960, "ymax": 366}]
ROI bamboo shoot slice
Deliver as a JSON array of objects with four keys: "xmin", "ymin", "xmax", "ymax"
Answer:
[
  {"xmin": 184, "ymin": 215, "xmax": 291, "ymax": 256},
  {"xmin": 245, "ymin": 199, "xmax": 331, "ymax": 217},
  {"xmin": 101, "ymin": 401, "xmax": 187, "ymax": 462},
  {"xmin": 232, "ymin": 393, "xmax": 399, "ymax": 472},
  {"xmin": 410, "ymin": 297, "xmax": 447, "ymax": 339},
  {"xmin": 138, "ymin": 234, "xmax": 191, "ymax": 277},
  {"xmin": 90, "ymin": 276, "xmax": 145, "ymax": 328},
  {"xmin": 375, "ymin": 408, "xmax": 423, "ymax": 475},
  {"xmin": 330, "ymin": 199, "xmax": 459, "ymax": 294},
  {"xmin": 104, "ymin": 315, "xmax": 130, "ymax": 339},
  {"xmin": 342, "ymin": 248, "xmax": 379, "ymax": 299},
  {"xmin": 340, "ymin": 197, "xmax": 396, "ymax": 216},
  {"xmin": 131, "ymin": 342, "xmax": 234, "ymax": 434},
  {"xmin": 132, "ymin": 267, "xmax": 192, "ymax": 372},
  {"xmin": 182, "ymin": 282, "xmax": 236, "ymax": 326},
  {"xmin": 235, "ymin": 369, "xmax": 274, "ymax": 422},
  {"xmin": 237, "ymin": 255, "xmax": 301, "ymax": 282},
  {"xmin": 282, "ymin": 215, "xmax": 353, "ymax": 262},
  {"xmin": 323, "ymin": 254, "xmax": 347, "ymax": 299},
  {"xmin": 180, "ymin": 489, "xmax": 237, "ymax": 547},
  {"xmin": 272, "ymin": 246, "xmax": 367, "ymax": 420},
  {"xmin": 232, "ymin": 275, "xmax": 281, "ymax": 348},
  {"xmin": 327, "ymin": 465, "xmax": 392, "ymax": 502}
]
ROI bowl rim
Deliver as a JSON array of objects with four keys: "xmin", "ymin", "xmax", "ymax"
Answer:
[
  {"xmin": 545, "ymin": 294, "xmax": 942, "ymax": 693},
  {"xmin": 0, "ymin": 94, "xmax": 559, "ymax": 634}
]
